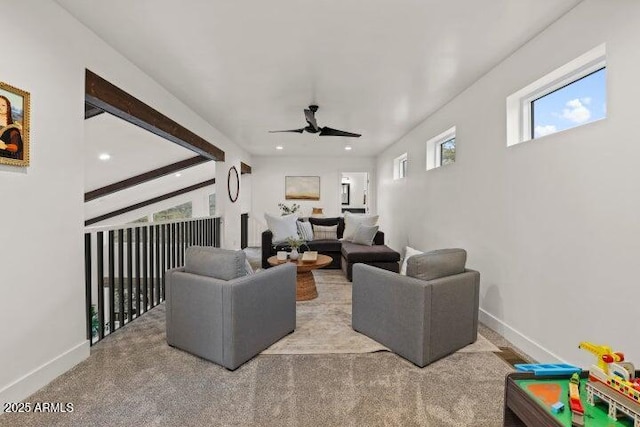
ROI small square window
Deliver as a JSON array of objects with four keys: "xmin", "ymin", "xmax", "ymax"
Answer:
[
  {"xmin": 426, "ymin": 126, "xmax": 456, "ymax": 171},
  {"xmin": 393, "ymin": 153, "xmax": 408, "ymax": 180}
]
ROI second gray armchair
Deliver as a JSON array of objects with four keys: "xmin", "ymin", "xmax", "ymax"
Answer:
[
  {"xmin": 352, "ymin": 248, "xmax": 479, "ymax": 367},
  {"xmin": 166, "ymin": 246, "xmax": 297, "ymax": 370}
]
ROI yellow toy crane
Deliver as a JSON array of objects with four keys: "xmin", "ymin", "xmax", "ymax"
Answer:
[{"xmin": 578, "ymin": 341, "xmax": 624, "ymax": 375}]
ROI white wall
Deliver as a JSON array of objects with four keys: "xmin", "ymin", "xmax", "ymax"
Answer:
[
  {"xmin": 216, "ymin": 157, "xmax": 243, "ymax": 249},
  {"xmin": 0, "ymin": 0, "xmax": 249, "ymax": 406},
  {"xmin": 251, "ymin": 156, "xmax": 376, "ymax": 226},
  {"xmin": 376, "ymin": 0, "xmax": 640, "ymax": 365}
]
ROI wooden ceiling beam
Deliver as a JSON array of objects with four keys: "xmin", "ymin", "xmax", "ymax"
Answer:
[
  {"xmin": 85, "ymin": 179, "xmax": 216, "ymax": 226},
  {"xmin": 85, "ymin": 156, "xmax": 211, "ymax": 202},
  {"xmin": 84, "ymin": 102, "xmax": 104, "ymax": 119},
  {"xmin": 85, "ymin": 69, "xmax": 225, "ymax": 161},
  {"xmin": 240, "ymin": 162, "xmax": 252, "ymax": 174}
]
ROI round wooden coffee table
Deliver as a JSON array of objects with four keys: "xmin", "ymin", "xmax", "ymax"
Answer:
[{"xmin": 267, "ymin": 254, "xmax": 332, "ymax": 301}]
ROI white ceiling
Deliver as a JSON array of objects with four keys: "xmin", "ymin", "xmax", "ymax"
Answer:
[
  {"xmin": 84, "ymin": 113, "xmax": 201, "ymax": 192},
  {"xmin": 84, "ymin": 112, "xmax": 216, "ymax": 220},
  {"xmin": 59, "ymin": 0, "xmax": 583, "ymax": 158},
  {"xmin": 84, "ymin": 160, "xmax": 215, "ymax": 220}
]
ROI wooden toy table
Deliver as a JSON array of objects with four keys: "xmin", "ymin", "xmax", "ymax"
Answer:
[{"xmin": 503, "ymin": 371, "xmax": 640, "ymax": 426}]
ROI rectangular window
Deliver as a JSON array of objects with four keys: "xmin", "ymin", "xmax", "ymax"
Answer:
[
  {"xmin": 393, "ymin": 153, "xmax": 408, "ymax": 180},
  {"xmin": 531, "ymin": 67, "xmax": 606, "ymax": 139},
  {"xmin": 209, "ymin": 193, "xmax": 216, "ymax": 216},
  {"xmin": 439, "ymin": 138, "xmax": 456, "ymax": 166},
  {"xmin": 426, "ymin": 126, "xmax": 456, "ymax": 171},
  {"xmin": 507, "ymin": 43, "xmax": 606, "ymax": 146},
  {"xmin": 153, "ymin": 202, "xmax": 193, "ymax": 222}
]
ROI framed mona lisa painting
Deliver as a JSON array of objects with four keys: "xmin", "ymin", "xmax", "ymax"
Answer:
[{"xmin": 0, "ymin": 81, "xmax": 30, "ymax": 167}]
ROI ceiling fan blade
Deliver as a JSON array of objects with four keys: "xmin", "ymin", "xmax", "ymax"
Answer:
[
  {"xmin": 269, "ymin": 128, "xmax": 305, "ymax": 133},
  {"xmin": 304, "ymin": 109, "xmax": 319, "ymax": 132},
  {"xmin": 319, "ymin": 127, "xmax": 361, "ymax": 137}
]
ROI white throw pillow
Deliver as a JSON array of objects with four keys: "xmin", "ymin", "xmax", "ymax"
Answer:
[
  {"xmin": 342, "ymin": 212, "xmax": 379, "ymax": 242},
  {"xmin": 244, "ymin": 258, "xmax": 254, "ymax": 275},
  {"xmin": 265, "ymin": 213, "xmax": 299, "ymax": 244},
  {"xmin": 400, "ymin": 246, "xmax": 424, "ymax": 275},
  {"xmin": 313, "ymin": 224, "xmax": 338, "ymax": 240}
]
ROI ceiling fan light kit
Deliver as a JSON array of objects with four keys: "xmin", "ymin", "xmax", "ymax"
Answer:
[{"xmin": 269, "ymin": 105, "xmax": 361, "ymax": 138}]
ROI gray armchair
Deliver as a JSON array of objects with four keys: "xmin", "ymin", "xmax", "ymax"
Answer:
[
  {"xmin": 166, "ymin": 246, "xmax": 296, "ymax": 370},
  {"xmin": 352, "ymin": 248, "xmax": 479, "ymax": 367}
]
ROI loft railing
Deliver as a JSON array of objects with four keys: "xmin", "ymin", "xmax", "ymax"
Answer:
[
  {"xmin": 241, "ymin": 213, "xmax": 249, "ymax": 249},
  {"xmin": 84, "ymin": 216, "xmax": 221, "ymax": 345}
]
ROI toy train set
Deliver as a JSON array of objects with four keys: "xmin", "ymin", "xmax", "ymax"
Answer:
[{"xmin": 578, "ymin": 341, "xmax": 640, "ymax": 427}]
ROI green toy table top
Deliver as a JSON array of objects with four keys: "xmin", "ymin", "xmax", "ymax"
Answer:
[{"xmin": 515, "ymin": 378, "xmax": 634, "ymax": 426}]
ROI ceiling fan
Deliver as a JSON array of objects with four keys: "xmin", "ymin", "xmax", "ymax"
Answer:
[{"xmin": 269, "ymin": 105, "xmax": 361, "ymax": 137}]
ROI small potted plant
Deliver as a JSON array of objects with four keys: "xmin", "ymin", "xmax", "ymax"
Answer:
[{"xmin": 285, "ymin": 236, "xmax": 308, "ymax": 260}]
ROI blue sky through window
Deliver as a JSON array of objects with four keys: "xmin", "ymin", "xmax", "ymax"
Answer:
[{"xmin": 532, "ymin": 68, "xmax": 606, "ymax": 138}]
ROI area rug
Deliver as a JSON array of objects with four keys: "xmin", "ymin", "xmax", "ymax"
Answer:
[{"xmin": 262, "ymin": 269, "xmax": 499, "ymax": 355}]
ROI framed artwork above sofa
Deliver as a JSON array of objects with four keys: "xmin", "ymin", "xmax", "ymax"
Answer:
[{"xmin": 285, "ymin": 176, "xmax": 320, "ymax": 200}]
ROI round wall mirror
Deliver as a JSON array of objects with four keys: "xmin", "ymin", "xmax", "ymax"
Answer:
[{"xmin": 227, "ymin": 166, "xmax": 239, "ymax": 203}]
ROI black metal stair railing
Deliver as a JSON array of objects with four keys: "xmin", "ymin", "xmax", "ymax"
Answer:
[
  {"xmin": 241, "ymin": 213, "xmax": 249, "ymax": 249},
  {"xmin": 84, "ymin": 216, "xmax": 221, "ymax": 345}
]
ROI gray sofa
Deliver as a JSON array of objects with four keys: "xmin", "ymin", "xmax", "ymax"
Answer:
[
  {"xmin": 352, "ymin": 248, "xmax": 480, "ymax": 367},
  {"xmin": 165, "ymin": 246, "xmax": 297, "ymax": 370}
]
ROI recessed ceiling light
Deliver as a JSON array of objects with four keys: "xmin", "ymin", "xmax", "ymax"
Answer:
[
  {"xmin": 276, "ymin": 146, "xmax": 283, "ymax": 150},
  {"xmin": 345, "ymin": 146, "xmax": 352, "ymax": 151},
  {"xmin": 175, "ymin": 173, "xmax": 182, "ymax": 177},
  {"xmin": 98, "ymin": 153, "xmax": 111, "ymax": 161}
]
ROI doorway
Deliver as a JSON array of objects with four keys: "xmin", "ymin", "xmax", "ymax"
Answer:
[{"xmin": 340, "ymin": 172, "xmax": 369, "ymax": 214}]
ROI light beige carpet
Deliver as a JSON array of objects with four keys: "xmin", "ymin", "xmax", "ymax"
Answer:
[
  {"xmin": 0, "ymin": 268, "xmax": 516, "ymax": 427},
  {"xmin": 262, "ymin": 269, "xmax": 499, "ymax": 355}
]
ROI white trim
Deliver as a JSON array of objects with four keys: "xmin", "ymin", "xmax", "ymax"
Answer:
[
  {"xmin": 479, "ymin": 308, "xmax": 569, "ymax": 365},
  {"xmin": 393, "ymin": 153, "xmax": 408, "ymax": 180},
  {"xmin": 506, "ymin": 43, "xmax": 606, "ymax": 146},
  {"xmin": 426, "ymin": 126, "xmax": 456, "ymax": 171},
  {"xmin": 0, "ymin": 341, "xmax": 89, "ymax": 407}
]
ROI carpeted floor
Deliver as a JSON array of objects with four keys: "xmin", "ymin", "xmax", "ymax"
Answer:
[
  {"xmin": 0, "ymin": 268, "xmax": 526, "ymax": 427},
  {"xmin": 262, "ymin": 269, "xmax": 499, "ymax": 355}
]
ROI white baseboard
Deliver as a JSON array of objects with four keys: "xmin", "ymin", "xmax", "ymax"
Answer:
[
  {"xmin": 0, "ymin": 341, "xmax": 89, "ymax": 407},
  {"xmin": 479, "ymin": 308, "xmax": 566, "ymax": 364}
]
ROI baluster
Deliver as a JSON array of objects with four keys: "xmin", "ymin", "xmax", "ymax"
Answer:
[
  {"xmin": 142, "ymin": 226, "xmax": 148, "ymax": 312},
  {"xmin": 135, "ymin": 227, "xmax": 141, "ymax": 318},
  {"xmin": 118, "ymin": 229, "xmax": 124, "ymax": 328},
  {"xmin": 84, "ymin": 233, "xmax": 92, "ymax": 342},
  {"xmin": 97, "ymin": 231, "xmax": 105, "ymax": 340},
  {"xmin": 108, "ymin": 230, "xmax": 115, "ymax": 333}
]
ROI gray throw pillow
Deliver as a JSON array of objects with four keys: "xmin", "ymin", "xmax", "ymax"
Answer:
[
  {"xmin": 297, "ymin": 220, "xmax": 314, "ymax": 241},
  {"xmin": 342, "ymin": 212, "xmax": 379, "ymax": 242},
  {"xmin": 406, "ymin": 248, "xmax": 467, "ymax": 281},
  {"xmin": 184, "ymin": 246, "xmax": 247, "ymax": 281},
  {"xmin": 351, "ymin": 224, "xmax": 379, "ymax": 246}
]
